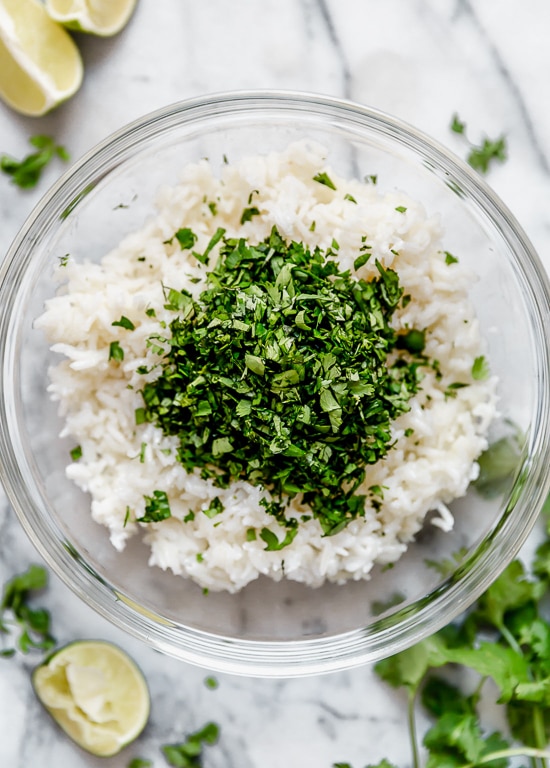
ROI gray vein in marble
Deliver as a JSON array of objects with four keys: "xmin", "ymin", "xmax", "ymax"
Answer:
[
  {"xmin": 309, "ymin": 0, "xmax": 352, "ymax": 97},
  {"xmin": 456, "ymin": 0, "xmax": 550, "ymax": 174},
  {"xmin": 315, "ymin": 700, "xmax": 362, "ymax": 721}
]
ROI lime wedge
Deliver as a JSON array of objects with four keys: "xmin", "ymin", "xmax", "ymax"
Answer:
[
  {"xmin": 45, "ymin": 0, "xmax": 138, "ymax": 37},
  {"xmin": 32, "ymin": 640, "xmax": 150, "ymax": 757},
  {"xmin": 0, "ymin": 0, "xmax": 83, "ymax": 116}
]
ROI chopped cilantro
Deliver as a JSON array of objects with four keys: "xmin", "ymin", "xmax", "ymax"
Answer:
[
  {"xmin": 450, "ymin": 113, "xmax": 467, "ymax": 134},
  {"xmin": 204, "ymin": 675, "xmax": 219, "ymax": 689},
  {"xmin": 112, "ymin": 315, "xmax": 136, "ymax": 331},
  {"xmin": 240, "ymin": 206, "xmax": 260, "ymax": 224},
  {"xmin": 137, "ymin": 490, "xmax": 171, "ymax": 523},
  {"xmin": 444, "ymin": 381, "xmax": 468, "ymax": 398},
  {"xmin": 313, "ymin": 172, "xmax": 337, "ymax": 190},
  {"xmin": 139, "ymin": 442, "xmax": 147, "ymax": 463},
  {"xmin": 444, "ymin": 251, "xmax": 458, "ymax": 265},
  {"xmin": 344, "ymin": 193, "xmax": 357, "ymax": 203},
  {"xmin": 175, "ymin": 228, "xmax": 198, "ymax": 251},
  {"xmin": 471, "ymin": 355, "xmax": 490, "ymax": 380},
  {"xmin": 69, "ymin": 445, "xmax": 82, "ymax": 461},
  {"xmin": 194, "ymin": 226, "xmax": 225, "ymax": 265},
  {"xmin": 395, "ymin": 206, "xmax": 407, "ymax": 213},
  {"xmin": 468, "ymin": 137, "xmax": 507, "ymax": 174},
  {"xmin": 135, "ymin": 407, "xmax": 147, "ymax": 425},
  {"xmin": 58, "ymin": 253, "xmax": 70, "ymax": 267},
  {"xmin": 396, "ymin": 329, "xmax": 425, "ymax": 354},
  {"xmin": 137, "ymin": 228, "xmax": 428, "ymax": 540},
  {"xmin": 259, "ymin": 525, "xmax": 298, "ymax": 551},
  {"xmin": 1, "ymin": 135, "xmax": 69, "ymax": 189},
  {"xmin": 203, "ymin": 497, "xmax": 224, "ymax": 519},
  {"xmin": 108, "ymin": 340, "xmax": 124, "ymax": 362},
  {"xmin": 162, "ymin": 722, "xmax": 219, "ymax": 768},
  {"xmin": 136, "ymin": 229, "xmax": 429, "ymax": 540}
]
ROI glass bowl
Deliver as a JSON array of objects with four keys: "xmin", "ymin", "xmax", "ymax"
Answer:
[{"xmin": 1, "ymin": 91, "xmax": 550, "ymax": 677}]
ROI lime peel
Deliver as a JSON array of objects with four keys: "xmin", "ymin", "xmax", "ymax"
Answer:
[
  {"xmin": 45, "ymin": 0, "xmax": 138, "ymax": 37},
  {"xmin": 0, "ymin": 0, "xmax": 83, "ymax": 116},
  {"xmin": 32, "ymin": 640, "xmax": 150, "ymax": 757}
]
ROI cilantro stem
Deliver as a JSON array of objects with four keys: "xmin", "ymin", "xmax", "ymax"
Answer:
[
  {"xmin": 459, "ymin": 748, "xmax": 550, "ymax": 767},
  {"xmin": 407, "ymin": 689, "xmax": 421, "ymax": 768},
  {"xmin": 498, "ymin": 622, "xmax": 523, "ymax": 655}
]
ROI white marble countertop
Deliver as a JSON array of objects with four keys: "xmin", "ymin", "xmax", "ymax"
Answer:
[{"xmin": 1, "ymin": 1, "xmax": 550, "ymax": 766}]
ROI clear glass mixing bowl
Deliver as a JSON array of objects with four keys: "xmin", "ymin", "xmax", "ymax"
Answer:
[{"xmin": 1, "ymin": 91, "xmax": 550, "ymax": 676}]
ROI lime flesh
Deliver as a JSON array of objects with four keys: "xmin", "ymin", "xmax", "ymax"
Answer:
[{"xmin": 32, "ymin": 640, "xmax": 150, "ymax": 757}]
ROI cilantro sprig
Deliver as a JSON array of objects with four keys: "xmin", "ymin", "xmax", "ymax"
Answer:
[
  {"xmin": 335, "ymin": 499, "xmax": 550, "ymax": 768},
  {"xmin": 450, "ymin": 114, "xmax": 507, "ymax": 174},
  {"xmin": 0, "ymin": 565, "xmax": 56, "ymax": 658},
  {"xmin": 1, "ymin": 135, "xmax": 69, "ymax": 189},
  {"xmin": 137, "ymin": 227, "xmax": 428, "ymax": 540},
  {"xmin": 162, "ymin": 722, "xmax": 219, "ymax": 767}
]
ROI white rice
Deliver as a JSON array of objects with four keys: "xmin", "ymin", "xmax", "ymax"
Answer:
[{"xmin": 36, "ymin": 141, "xmax": 497, "ymax": 593}]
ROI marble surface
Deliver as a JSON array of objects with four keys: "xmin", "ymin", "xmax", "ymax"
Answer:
[{"xmin": 1, "ymin": 1, "xmax": 550, "ymax": 766}]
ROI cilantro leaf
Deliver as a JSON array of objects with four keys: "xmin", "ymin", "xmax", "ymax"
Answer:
[
  {"xmin": 112, "ymin": 315, "xmax": 136, "ymax": 331},
  {"xmin": 240, "ymin": 206, "xmax": 260, "ymax": 224},
  {"xmin": 162, "ymin": 722, "xmax": 219, "ymax": 767},
  {"xmin": 1, "ymin": 565, "xmax": 56, "ymax": 656},
  {"xmin": 70, "ymin": 445, "xmax": 82, "ymax": 461},
  {"xmin": 473, "ymin": 560, "xmax": 545, "ymax": 636},
  {"xmin": 137, "ymin": 490, "xmax": 172, "ymax": 523},
  {"xmin": 374, "ymin": 634, "xmax": 449, "ymax": 694},
  {"xmin": 471, "ymin": 355, "xmax": 490, "ymax": 380},
  {"xmin": 259, "ymin": 525, "xmax": 298, "ymax": 551},
  {"xmin": 313, "ymin": 172, "xmax": 337, "ymax": 190},
  {"xmin": 450, "ymin": 114, "xmax": 467, "ymax": 134},
  {"xmin": 109, "ymin": 340, "xmax": 124, "ymax": 362},
  {"xmin": 175, "ymin": 228, "xmax": 198, "ymax": 250},
  {"xmin": 443, "ymin": 642, "xmax": 530, "ymax": 703},
  {"xmin": 444, "ymin": 251, "xmax": 459, "ymax": 265},
  {"xmin": 203, "ymin": 497, "xmax": 224, "ymax": 519},
  {"xmin": 467, "ymin": 137, "xmax": 507, "ymax": 174},
  {"xmin": 1, "ymin": 135, "xmax": 70, "ymax": 189},
  {"xmin": 474, "ymin": 433, "xmax": 522, "ymax": 499}
]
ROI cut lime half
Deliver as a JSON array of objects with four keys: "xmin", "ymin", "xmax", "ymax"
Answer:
[
  {"xmin": 0, "ymin": 0, "xmax": 83, "ymax": 116},
  {"xmin": 32, "ymin": 640, "xmax": 150, "ymax": 757},
  {"xmin": 45, "ymin": 0, "xmax": 138, "ymax": 37}
]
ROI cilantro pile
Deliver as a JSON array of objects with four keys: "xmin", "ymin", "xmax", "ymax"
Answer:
[{"xmin": 137, "ymin": 226, "xmax": 425, "ymax": 538}]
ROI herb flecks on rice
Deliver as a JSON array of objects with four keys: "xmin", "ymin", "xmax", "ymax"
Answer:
[{"xmin": 138, "ymin": 226, "xmax": 426, "ymax": 537}]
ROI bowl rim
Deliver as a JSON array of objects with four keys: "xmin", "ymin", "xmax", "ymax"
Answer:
[{"xmin": 2, "ymin": 89, "xmax": 550, "ymax": 677}]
